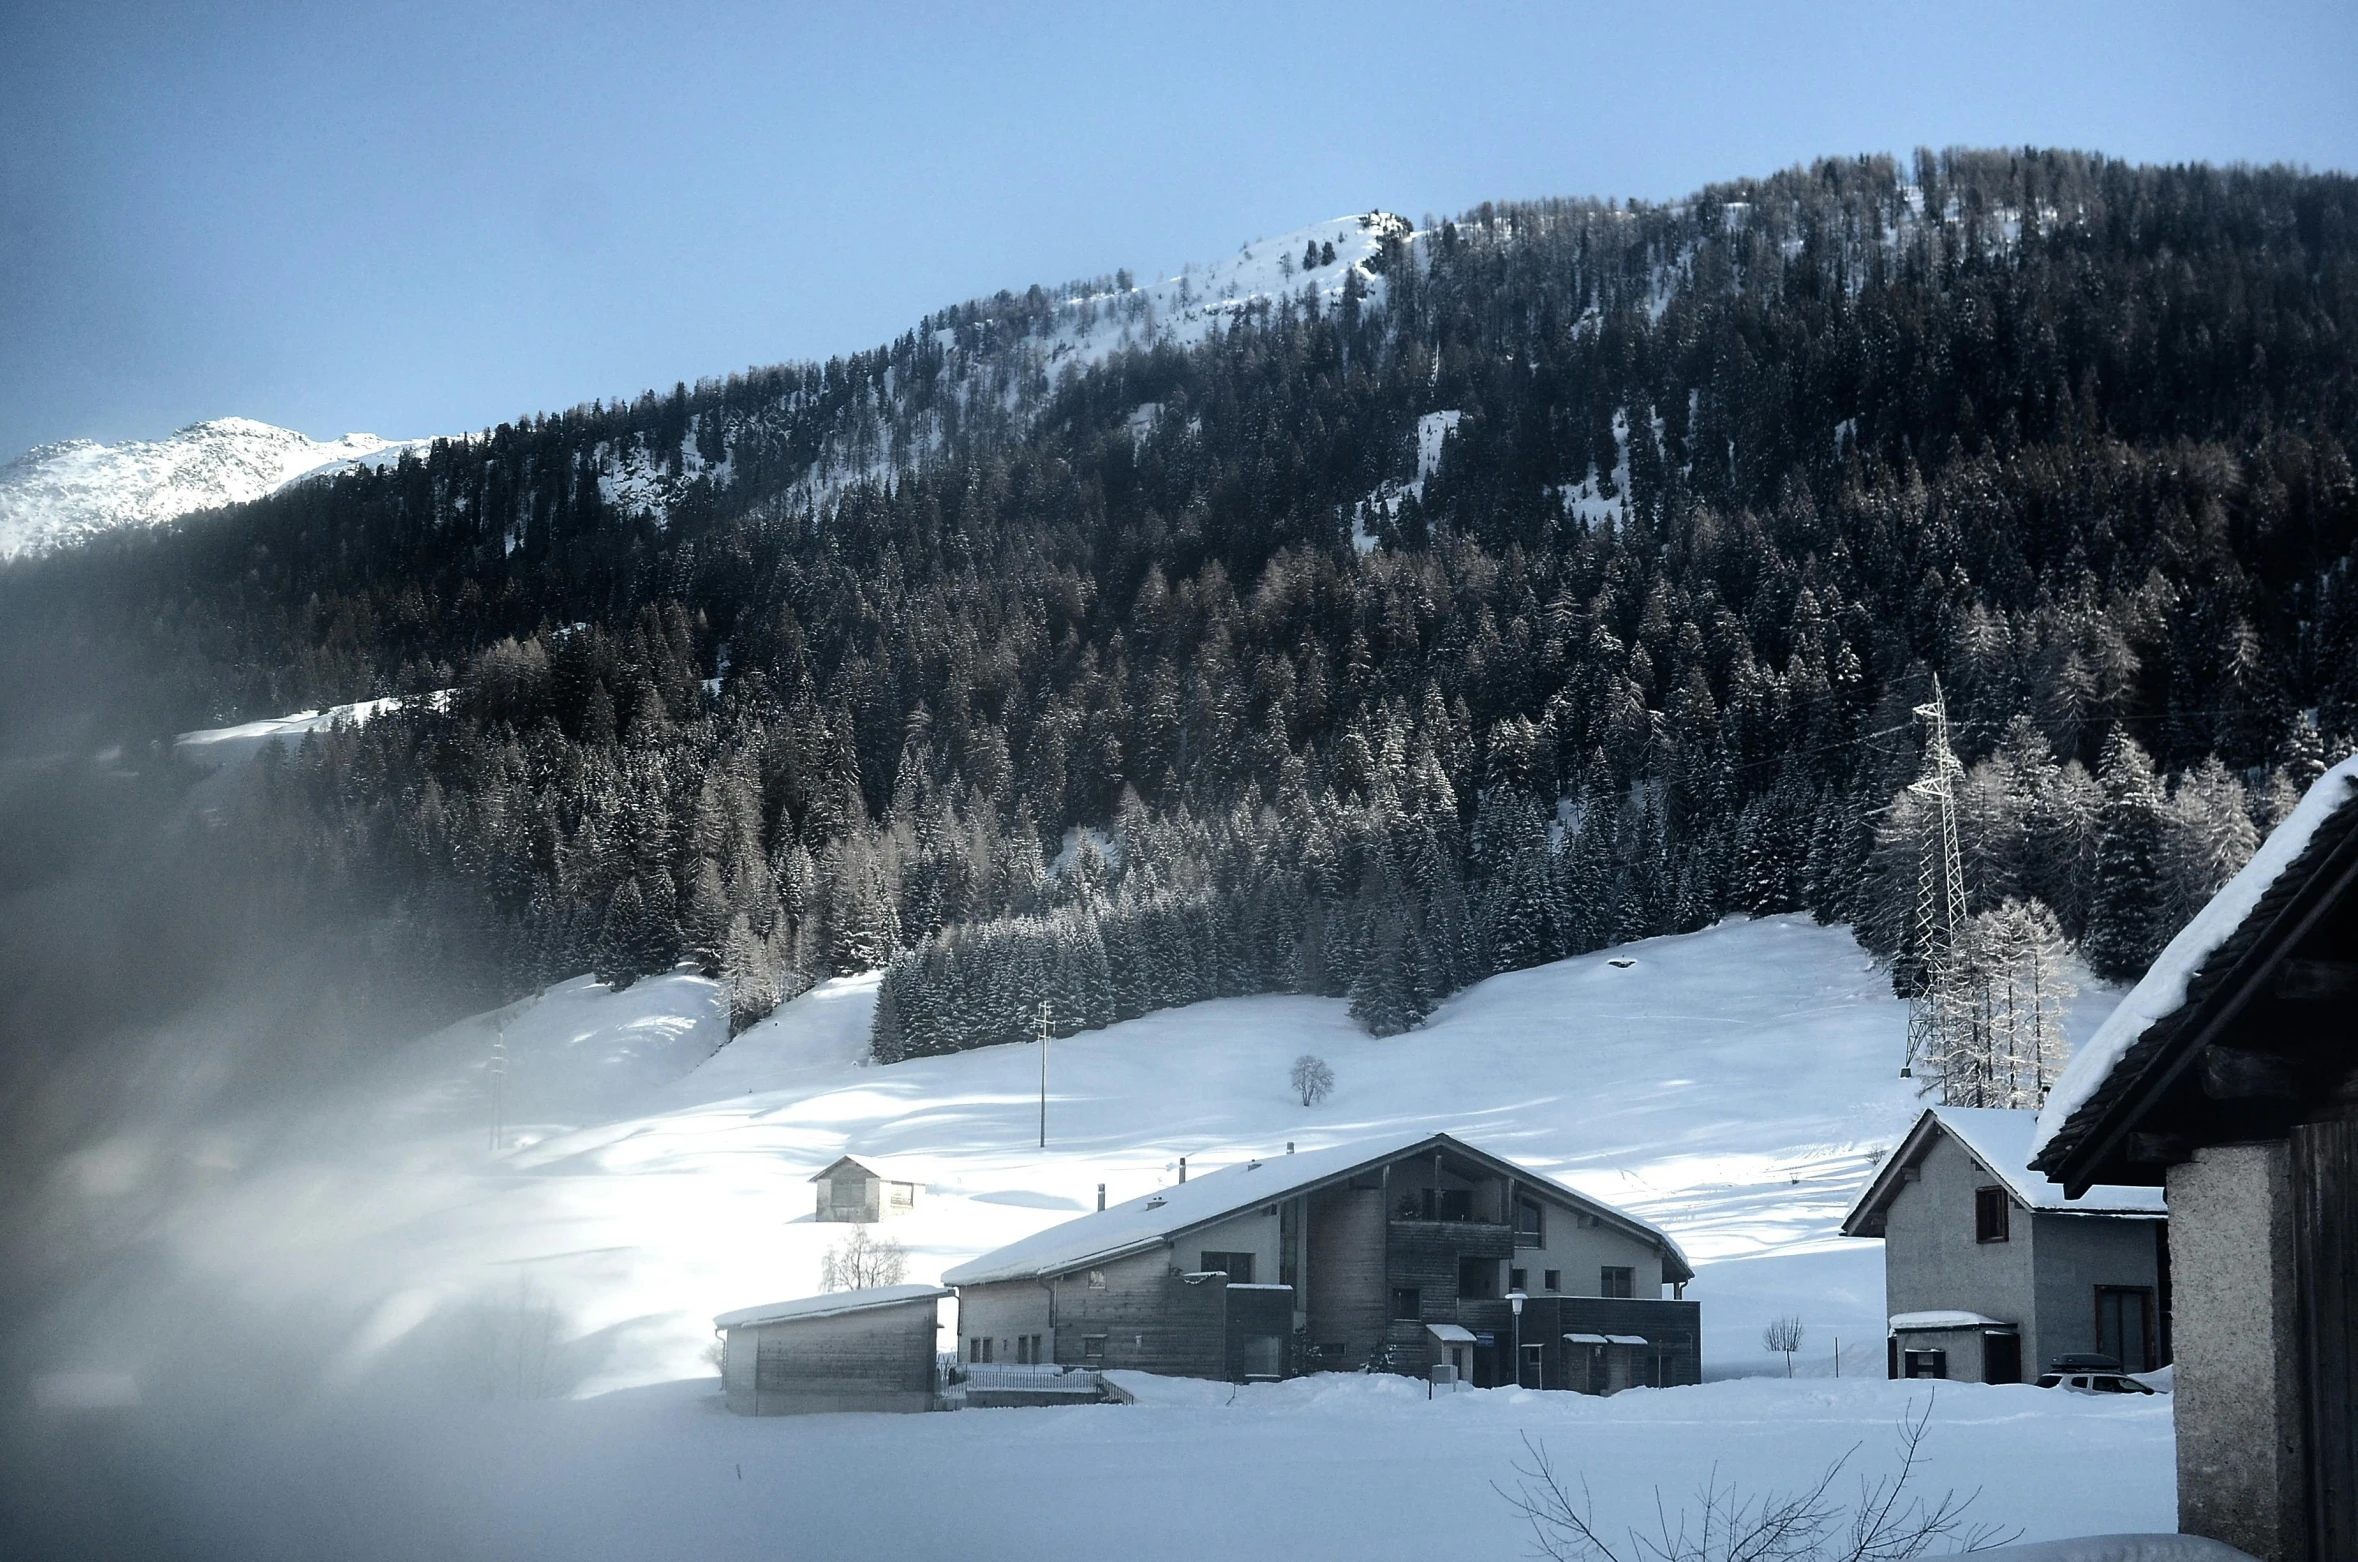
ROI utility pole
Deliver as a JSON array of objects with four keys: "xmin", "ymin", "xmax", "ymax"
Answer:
[
  {"xmin": 1903, "ymin": 677, "xmax": 1968, "ymax": 1083},
  {"xmin": 1037, "ymin": 999, "xmax": 1050, "ymax": 1149},
  {"xmin": 489, "ymin": 1017, "xmax": 507, "ymax": 1153}
]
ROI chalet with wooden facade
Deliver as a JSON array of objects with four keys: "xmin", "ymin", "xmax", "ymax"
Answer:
[
  {"xmin": 811, "ymin": 1155, "xmax": 922, "ymax": 1223},
  {"xmin": 944, "ymin": 1131, "xmax": 1698, "ymax": 1391},
  {"xmin": 715, "ymin": 1284, "xmax": 948, "ymax": 1415},
  {"xmin": 2032, "ymin": 754, "xmax": 2358, "ymax": 1562},
  {"xmin": 1841, "ymin": 1106, "xmax": 2167, "ymax": 1383}
]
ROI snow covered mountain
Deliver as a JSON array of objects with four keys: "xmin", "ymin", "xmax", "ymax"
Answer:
[{"xmin": 0, "ymin": 416, "xmax": 433, "ymax": 560}]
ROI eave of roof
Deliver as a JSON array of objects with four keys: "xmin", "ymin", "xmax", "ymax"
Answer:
[
  {"xmin": 713, "ymin": 1283, "xmax": 949, "ymax": 1331},
  {"xmin": 2031, "ymin": 762, "xmax": 2358, "ymax": 1194},
  {"xmin": 1841, "ymin": 1107, "xmax": 2164, "ymax": 1237},
  {"xmin": 808, "ymin": 1154, "xmax": 922, "ymax": 1184},
  {"xmin": 942, "ymin": 1130, "xmax": 1693, "ymax": 1287}
]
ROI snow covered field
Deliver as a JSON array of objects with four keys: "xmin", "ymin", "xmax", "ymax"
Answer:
[
  {"xmin": 15, "ymin": 916, "xmax": 2161, "ymax": 1557},
  {"xmin": 107, "ymin": 1371, "xmax": 2171, "ymax": 1562}
]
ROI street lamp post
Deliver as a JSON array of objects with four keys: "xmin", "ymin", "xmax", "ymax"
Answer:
[{"xmin": 1507, "ymin": 1289, "xmax": 1527, "ymax": 1388}]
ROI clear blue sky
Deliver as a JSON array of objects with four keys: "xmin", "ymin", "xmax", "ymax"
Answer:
[{"xmin": 2, "ymin": 0, "xmax": 2352, "ymax": 458}]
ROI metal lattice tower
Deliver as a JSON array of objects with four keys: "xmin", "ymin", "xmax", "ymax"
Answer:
[{"xmin": 1902, "ymin": 678, "xmax": 1968, "ymax": 1080}]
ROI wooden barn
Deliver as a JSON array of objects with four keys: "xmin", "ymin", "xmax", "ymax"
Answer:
[
  {"xmin": 2033, "ymin": 755, "xmax": 2358, "ymax": 1562},
  {"xmin": 946, "ymin": 1130, "xmax": 1697, "ymax": 1390},
  {"xmin": 715, "ymin": 1284, "xmax": 948, "ymax": 1415},
  {"xmin": 810, "ymin": 1155, "xmax": 922, "ymax": 1223}
]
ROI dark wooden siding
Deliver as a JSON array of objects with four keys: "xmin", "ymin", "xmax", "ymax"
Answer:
[
  {"xmin": 1306, "ymin": 1184, "xmax": 1388, "ymax": 1367},
  {"xmin": 1225, "ymin": 1286, "xmax": 1295, "ymax": 1379},
  {"xmin": 2294, "ymin": 1118, "xmax": 2357, "ymax": 1560},
  {"xmin": 1041, "ymin": 1250, "xmax": 1230, "ymax": 1378},
  {"xmin": 1525, "ymin": 1296, "xmax": 1704, "ymax": 1391},
  {"xmin": 730, "ymin": 1300, "xmax": 938, "ymax": 1414}
]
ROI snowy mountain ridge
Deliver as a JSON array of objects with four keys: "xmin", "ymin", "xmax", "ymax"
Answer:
[{"xmin": 0, "ymin": 416, "xmax": 436, "ymax": 561}]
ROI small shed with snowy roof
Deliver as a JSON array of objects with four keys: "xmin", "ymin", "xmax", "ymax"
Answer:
[
  {"xmin": 1843, "ymin": 1106, "xmax": 2166, "ymax": 1385},
  {"xmin": 945, "ymin": 1130, "xmax": 1697, "ymax": 1391},
  {"xmin": 811, "ymin": 1155, "xmax": 922, "ymax": 1223},
  {"xmin": 714, "ymin": 1284, "xmax": 948, "ymax": 1415},
  {"xmin": 2030, "ymin": 754, "xmax": 2358, "ymax": 1562}
]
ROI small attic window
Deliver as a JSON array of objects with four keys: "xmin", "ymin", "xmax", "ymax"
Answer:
[{"xmin": 1975, "ymin": 1187, "xmax": 2011, "ymax": 1244}]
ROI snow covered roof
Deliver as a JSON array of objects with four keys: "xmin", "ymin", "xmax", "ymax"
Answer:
[
  {"xmin": 1841, "ymin": 1107, "xmax": 2165, "ymax": 1237},
  {"xmin": 809, "ymin": 1154, "xmax": 923, "ymax": 1185},
  {"xmin": 713, "ymin": 1284, "xmax": 948, "ymax": 1331},
  {"xmin": 2033, "ymin": 756, "xmax": 2358, "ymax": 1184},
  {"xmin": 1426, "ymin": 1323, "xmax": 1477, "ymax": 1343},
  {"xmin": 1890, "ymin": 1310, "xmax": 2010, "ymax": 1330},
  {"xmin": 942, "ymin": 1130, "xmax": 1692, "ymax": 1287}
]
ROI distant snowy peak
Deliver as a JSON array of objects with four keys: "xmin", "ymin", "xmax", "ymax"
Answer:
[{"xmin": 0, "ymin": 416, "xmax": 436, "ymax": 560}]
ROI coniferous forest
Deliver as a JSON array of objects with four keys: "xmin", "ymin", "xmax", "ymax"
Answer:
[{"xmin": 5, "ymin": 148, "xmax": 2355, "ymax": 1072}]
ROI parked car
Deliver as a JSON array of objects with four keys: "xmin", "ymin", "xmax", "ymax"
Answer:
[{"xmin": 2036, "ymin": 1353, "xmax": 2156, "ymax": 1393}]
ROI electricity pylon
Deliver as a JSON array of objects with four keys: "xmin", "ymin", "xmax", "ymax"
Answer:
[{"xmin": 1902, "ymin": 677, "xmax": 1968, "ymax": 1081}]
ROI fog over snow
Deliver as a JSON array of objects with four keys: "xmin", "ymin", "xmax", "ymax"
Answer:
[{"xmin": 7, "ymin": 908, "xmax": 2172, "ymax": 1559}]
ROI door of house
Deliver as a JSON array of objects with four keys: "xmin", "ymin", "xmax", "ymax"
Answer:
[
  {"xmin": 2095, "ymin": 1287, "xmax": 2155, "ymax": 1372},
  {"xmin": 1520, "ymin": 1343, "xmax": 1544, "ymax": 1389},
  {"xmin": 1981, "ymin": 1331, "xmax": 2022, "ymax": 1384},
  {"xmin": 2293, "ymin": 1119, "xmax": 2357, "ymax": 1562}
]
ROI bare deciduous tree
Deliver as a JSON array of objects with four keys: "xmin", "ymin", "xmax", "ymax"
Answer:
[
  {"xmin": 1764, "ymin": 1315, "xmax": 1806, "ymax": 1377},
  {"xmin": 1497, "ymin": 1394, "xmax": 2014, "ymax": 1561},
  {"xmin": 1291, "ymin": 1054, "xmax": 1335, "ymax": 1107},
  {"xmin": 821, "ymin": 1226, "xmax": 907, "ymax": 1291}
]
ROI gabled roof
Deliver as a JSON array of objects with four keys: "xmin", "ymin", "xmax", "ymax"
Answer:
[
  {"xmin": 2032, "ymin": 756, "xmax": 2358, "ymax": 1192},
  {"xmin": 714, "ymin": 1283, "xmax": 948, "ymax": 1330},
  {"xmin": 942, "ymin": 1130, "xmax": 1691, "ymax": 1288},
  {"xmin": 809, "ymin": 1154, "xmax": 923, "ymax": 1185},
  {"xmin": 1842, "ymin": 1107, "xmax": 2165, "ymax": 1237}
]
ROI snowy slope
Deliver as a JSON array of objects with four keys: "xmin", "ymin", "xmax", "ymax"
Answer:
[
  {"xmin": 20, "ymin": 918, "xmax": 2168, "ymax": 1560},
  {"xmin": 35, "ymin": 916, "xmax": 2123, "ymax": 1404},
  {"xmin": 0, "ymin": 416, "xmax": 434, "ymax": 560},
  {"xmin": 1027, "ymin": 212, "xmax": 1408, "ymax": 376}
]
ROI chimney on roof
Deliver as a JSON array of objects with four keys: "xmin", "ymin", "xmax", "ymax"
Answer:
[
  {"xmin": 1178, "ymin": 1157, "xmax": 1187, "ymax": 1183},
  {"xmin": 1097, "ymin": 1183, "xmax": 1105, "ymax": 1211}
]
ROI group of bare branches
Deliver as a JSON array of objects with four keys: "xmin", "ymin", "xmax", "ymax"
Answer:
[{"xmin": 1498, "ymin": 1395, "xmax": 2015, "ymax": 1562}]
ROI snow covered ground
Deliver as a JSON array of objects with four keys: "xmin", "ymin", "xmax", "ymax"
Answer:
[
  {"xmin": 0, "ymin": 416, "xmax": 435, "ymax": 559},
  {"xmin": 15, "ymin": 916, "xmax": 2159, "ymax": 1556},
  {"xmin": 31, "ymin": 916, "xmax": 2125, "ymax": 1394},
  {"xmin": 100, "ymin": 1371, "xmax": 2171, "ymax": 1562}
]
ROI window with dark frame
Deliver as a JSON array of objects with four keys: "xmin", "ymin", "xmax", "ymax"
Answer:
[
  {"xmin": 1514, "ymin": 1195, "xmax": 1545, "ymax": 1245},
  {"xmin": 1509, "ymin": 1267, "xmax": 1528, "ymax": 1293},
  {"xmin": 1459, "ymin": 1255, "xmax": 1500, "ymax": 1299},
  {"xmin": 1390, "ymin": 1286, "xmax": 1422, "ymax": 1320},
  {"xmin": 1902, "ymin": 1347, "xmax": 1948, "ymax": 1379},
  {"xmin": 1600, "ymin": 1266, "xmax": 1634, "ymax": 1298},
  {"xmin": 1081, "ymin": 1335, "xmax": 1106, "ymax": 1365},
  {"xmin": 1544, "ymin": 1269, "xmax": 1562, "ymax": 1292},
  {"xmin": 1199, "ymin": 1251, "xmax": 1254, "ymax": 1282},
  {"xmin": 1975, "ymin": 1186, "xmax": 2011, "ymax": 1243}
]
